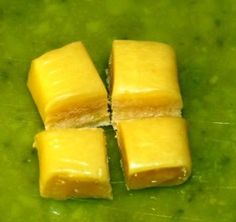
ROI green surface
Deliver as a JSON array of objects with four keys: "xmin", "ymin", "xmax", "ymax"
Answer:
[{"xmin": 0, "ymin": 0, "xmax": 236, "ymax": 221}]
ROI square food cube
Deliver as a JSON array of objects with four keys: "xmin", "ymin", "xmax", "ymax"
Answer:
[
  {"xmin": 34, "ymin": 128, "xmax": 112, "ymax": 199},
  {"xmin": 116, "ymin": 117, "xmax": 191, "ymax": 190},
  {"xmin": 110, "ymin": 40, "xmax": 183, "ymax": 124},
  {"xmin": 28, "ymin": 42, "xmax": 109, "ymax": 129}
]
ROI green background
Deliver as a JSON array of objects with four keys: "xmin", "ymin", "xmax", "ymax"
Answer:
[{"xmin": 0, "ymin": 0, "xmax": 235, "ymax": 221}]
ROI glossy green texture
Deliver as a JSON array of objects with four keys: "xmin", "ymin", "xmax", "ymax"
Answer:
[{"xmin": 0, "ymin": 0, "xmax": 236, "ymax": 221}]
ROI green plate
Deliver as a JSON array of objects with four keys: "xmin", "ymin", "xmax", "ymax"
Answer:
[{"xmin": 0, "ymin": 0, "xmax": 235, "ymax": 221}]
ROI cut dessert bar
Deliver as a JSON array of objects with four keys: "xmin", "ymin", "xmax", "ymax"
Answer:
[
  {"xmin": 34, "ymin": 128, "xmax": 112, "ymax": 199},
  {"xmin": 110, "ymin": 40, "xmax": 183, "ymax": 124},
  {"xmin": 116, "ymin": 117, "xmax": 191, "ymax": 190},
  {"xmin": 28, "ymin": 42, "xmax": 109, "ymax": 129}
]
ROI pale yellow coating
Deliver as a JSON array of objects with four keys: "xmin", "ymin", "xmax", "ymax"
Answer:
[
  {"xmin": 27, "ymin": 42, "xmax": 109, "ymax": 129},
  {"xmin": 117, "ymin": 117, "xmax": 191, "ymax": 190},
  {"xmin": 34, "ymin": 128, "xmax": 112, "ymax": 199},
  {"xmin": 111, "ymin": 40, "xmax": 183, "ymax": 122}
]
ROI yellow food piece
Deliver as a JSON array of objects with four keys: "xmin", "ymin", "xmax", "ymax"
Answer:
[
  {"xmin": 34, "ymin": 128, "xmax": 112, "ymax": 199},
  {"xmin": 117, "ymin": 117, "xmax": 191, "ymax": 190},
  {"xmin": 28, "ymin": 42, "xmax": 109, "ymax": 129},
  {"xmin": 110, "ymin": 40, "xmax": 183, "ymax": 124}
]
